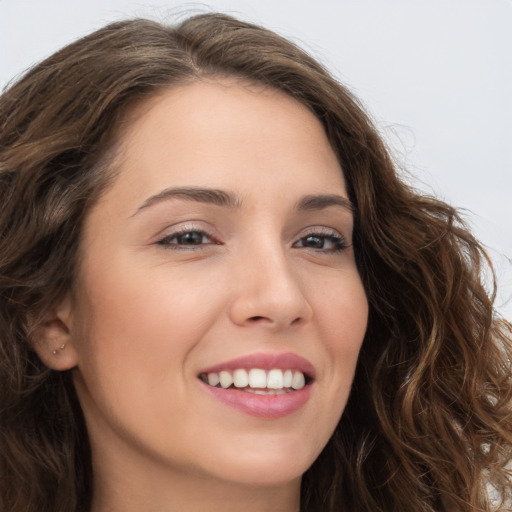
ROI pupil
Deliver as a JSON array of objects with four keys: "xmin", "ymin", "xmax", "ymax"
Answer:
[
  {"xmin": 179, "ymin": 232, "xmax": 202, "ymax": 245},
  {"xmin": 305, "ymin": 235, "xmax": 324, "ymax": 248}
]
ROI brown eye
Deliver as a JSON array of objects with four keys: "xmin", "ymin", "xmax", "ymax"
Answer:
[
  {"xmin": 175, "ymin": 231, "xmax": 206, "ymax": 245},
  {"xmin": 293, "ymin": 233, "xmax": 347, "ymax": 252},
  {"xmin": 301, "ymin": 235, "xmax": 325, "ymax": 249},
  {"xmin": 157, "ymin": 230, "xmax": 214, "ymax": 248}
]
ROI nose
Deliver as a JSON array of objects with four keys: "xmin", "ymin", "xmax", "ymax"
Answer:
[{"xmin": 228, "ymin": 244, "xmax": 313, "ymax": 330}]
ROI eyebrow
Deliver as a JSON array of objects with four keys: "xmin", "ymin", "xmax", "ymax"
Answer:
[
  {"xmin": 295, "ymin": 194, "xmax": 354, "ymax": 213},
  {"xmin": 134, "ymin": 186, "xmax": 241, "ymax": 214},
  {"xmin": 134, "ymin": 187, "xmax": 354, "ymax": 215}
]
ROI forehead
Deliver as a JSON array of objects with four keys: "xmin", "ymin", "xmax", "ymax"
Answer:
[{"xmin": 99, "ymin": 79, "xmax": 346, "ymax": 214}]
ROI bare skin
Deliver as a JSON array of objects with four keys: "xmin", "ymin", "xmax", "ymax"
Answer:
[{"xmin": 37, "ymin": 79, "xmax": 368, "ymax": 512}]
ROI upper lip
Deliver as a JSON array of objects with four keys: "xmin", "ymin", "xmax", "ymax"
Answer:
[{"xmin": 199, "ymin": 352, "xmax": 316, "ymax": 380}]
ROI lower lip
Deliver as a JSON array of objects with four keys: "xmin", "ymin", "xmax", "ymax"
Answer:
[{"xmin": 200, "ymin": 381, "xmax": 312, "ymax": 418}]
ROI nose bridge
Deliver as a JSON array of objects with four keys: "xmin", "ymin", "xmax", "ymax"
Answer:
[{"xmin": 228, "ymin": 234, "xmax": 312, "ymax": 328}]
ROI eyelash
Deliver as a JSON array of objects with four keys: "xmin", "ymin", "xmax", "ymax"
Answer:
[
  {"xmin": 156, "ymin": 228, "xmax": 218, "ymax": 249},
  {"xmin": 156, "ymin": 228, "xmax": 348, "ymax": 253},
  {"xmin": 293, "ymin": 229, "xmax": 348, "ymax": 252}
]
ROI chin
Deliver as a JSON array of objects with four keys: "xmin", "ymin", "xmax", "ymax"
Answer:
[{"xmin": 195, "ymin": 436, "xmax": 320, "ymax": 487}]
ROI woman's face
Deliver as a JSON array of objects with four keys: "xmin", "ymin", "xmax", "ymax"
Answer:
[{"xmin": 68, "ymin": 80, "xmax": 368, "ymax": 488}]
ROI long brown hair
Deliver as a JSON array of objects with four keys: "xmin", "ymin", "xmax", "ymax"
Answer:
[{"xmin": 1, "ymin": 13, "xmax": 510, "ymax": 512}]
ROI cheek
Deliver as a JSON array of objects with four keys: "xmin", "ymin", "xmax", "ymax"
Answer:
[
  {"xmin": 311, "ymin": 269, "xmax": 368, "ymax": 348},
  {"xmin": 309, "ymin": 270, "xmax": 368, "ymax": 398},
  {"xmin": 70, "ymin": 261, "xmax": 230, "ymax": 459},
  {"xmin": 79, "ymin": 255, "xmax": 223, "ymax": 343},
  {"xmin": 71, "ymin": 258, "xmax": 227, "ymax": 405}
]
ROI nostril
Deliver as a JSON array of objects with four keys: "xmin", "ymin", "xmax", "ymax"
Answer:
[{"xmin": 247, "ymin": 315, "xmax": 304, "ymax": 326}]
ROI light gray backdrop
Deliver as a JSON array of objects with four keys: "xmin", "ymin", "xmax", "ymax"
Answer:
[{"xmin": 1, "ymin": 0, "xmax": 510, "ymax": 318}]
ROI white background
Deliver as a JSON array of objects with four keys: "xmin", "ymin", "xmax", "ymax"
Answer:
[{"xmin": 1, "ymin": 0, "xmax": 511, "ymax": 318}]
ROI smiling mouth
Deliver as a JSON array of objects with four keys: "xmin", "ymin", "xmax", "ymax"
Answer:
[{"xmin": 198, "ymin": 368, "xmax": 310, "ymax": 395}]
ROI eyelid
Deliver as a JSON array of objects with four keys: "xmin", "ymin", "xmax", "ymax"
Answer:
[
  {"xmin": 292, "ymin": 226, "xmax": 349, "ymax": 251},
  {"xmin": 296, "ymin": 225, "xmax": 346, "ymax": 240},
  {"xmin": 152, "ymin": 222, "xmax": 349, "ymax": 251},
  {"xmin": 154, "ymin": 222, "xmax": 220, "ymax": 248}
]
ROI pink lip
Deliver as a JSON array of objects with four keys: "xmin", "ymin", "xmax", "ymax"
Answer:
[
  {"xmin": 199, "ymin": 352, "xmax": 316, "ymax": 378},
  {"xmin": 200, "ymin": 381, "xmax": 312, "ymax": 418},
  {"xmin": 198, "ymin": 352, "xmax": 315, "ymax": 418}
]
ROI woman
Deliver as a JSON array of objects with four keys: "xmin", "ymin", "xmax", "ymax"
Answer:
[{"xmin": 0, "ymin": 13, "xmax": 510, "ymax": 512}]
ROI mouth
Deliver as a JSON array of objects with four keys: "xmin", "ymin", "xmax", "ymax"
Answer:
[
  {"xmin": 198, "ymin": 368, "xmax": 311, "ymax": 394},
  {"xmin": 197, "ymin": 353, "xmax": 315, "ymax": 418}
]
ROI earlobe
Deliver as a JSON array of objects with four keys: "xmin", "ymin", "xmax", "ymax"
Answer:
[
  {"xmin": 51, "ymin": 342, "xmax": 67, "ymax": 356},
  {"xmin": 29, "ymin": 298, "xmax": 79, "ymax": 371}
]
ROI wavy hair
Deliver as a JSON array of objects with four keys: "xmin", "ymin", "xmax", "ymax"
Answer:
[{"xmin": 0, "ymin": 13, "xmax": 511, "ymax": 512}]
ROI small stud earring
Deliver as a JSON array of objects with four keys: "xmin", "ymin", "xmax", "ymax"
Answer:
[{"xmin": 52, "ymin": 344, "xmax": 66, "ymax": 355}]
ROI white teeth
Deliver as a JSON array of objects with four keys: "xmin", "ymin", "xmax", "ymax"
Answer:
[
  {"xmin": 202, "ymin": 368, "xmax": 308, "ymax": 391},
  {"xmin": 291, "ymin": 371, "xmax": 305, "ymax": 390},
  {"xmin": 245, "ymin": 388, "xmax": 288, "ymax": 395},
  {"xmin": 267, "ymin": 369, "xmax": 284, "ymax": 389},
  {"xmin": 207, "ymin": 373, "xmax": 220, "ymax": 386},
  {"xmin": 248, "ymin": 368, "xmax": 267, "ymax": 388},
  {"xmin": 233, "ymin": 369, "xmax": 249, "ymax": 388},
  {"xmin": 219, "ymin": 371, "xmax": 233, "ymax": 389}
]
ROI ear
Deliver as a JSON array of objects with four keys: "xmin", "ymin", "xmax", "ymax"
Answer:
[{"xmin": 30, "ymin": 296, "xmax": 79, "ymax": 371}]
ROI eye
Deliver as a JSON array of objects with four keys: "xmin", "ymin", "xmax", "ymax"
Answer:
[
  {"xmin": 156, "ymin": 229, "xmax": 216, "ymax": 249},
  {"xmin": 293, "ymin": 231, "xmax": 347, "ymax": 252}
]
